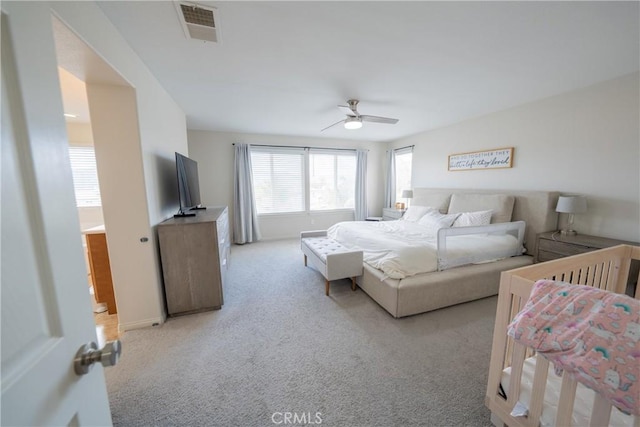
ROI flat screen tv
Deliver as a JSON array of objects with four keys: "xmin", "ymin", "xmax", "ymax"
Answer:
[{"xmin": 175, "ymin": 152, "xmax": 204, "ymax": 217}]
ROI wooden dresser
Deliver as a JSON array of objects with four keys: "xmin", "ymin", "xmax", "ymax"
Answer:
[
  {"xmin": 83, "ymin": 225, "xmax": 117, "ymax": 315},
  {"xmin": 157, "ymin": 206, "xmax": 230, "ymax": 316}
]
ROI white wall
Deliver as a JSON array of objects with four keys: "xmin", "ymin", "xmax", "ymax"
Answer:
[
  {"xmin": 391, "ymin": 73, "xmax": 640, "ymax": 242},
  {"xmin": 188, "ymin": 131, "xmax": 384, "ymax": 240},
  {"xmin": 52, "ymin": 3, "xmax": 188, "ymax": 224},
  {"xmin": 50, "ymin": 2, "xmax": 189, "ymax": 330},
  {"xmin": 66, "ymin": 122, "xmax": 94, "ymax": 146}
]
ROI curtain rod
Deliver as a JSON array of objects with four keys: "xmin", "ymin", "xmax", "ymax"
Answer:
[
  {"xmin": 232, "ymin": 143, "xmax": 367, "ymax": 152},
  {"xmin": 394, "ymin": 144, "xmax": 415, "ymax": 151}
]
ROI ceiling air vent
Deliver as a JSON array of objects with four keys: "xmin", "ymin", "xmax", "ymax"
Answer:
[{"xmin": 175, "ymin": 2, "xmax": 219, "ymax": 43}]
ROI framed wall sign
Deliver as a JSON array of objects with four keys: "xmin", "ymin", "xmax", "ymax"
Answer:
[{"xmin": 448, "ymin": 147, "xmax": 513, "ymax": 171}]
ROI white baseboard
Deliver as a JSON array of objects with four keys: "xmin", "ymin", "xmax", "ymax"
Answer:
[{"xmin": 118, "ymin": 316, "xmax": 164, "ymax": 333}]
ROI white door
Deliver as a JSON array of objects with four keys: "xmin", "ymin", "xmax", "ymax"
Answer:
[{"xmin": 1, "ymin": 5, "xmax": 113, "ymax": 425}]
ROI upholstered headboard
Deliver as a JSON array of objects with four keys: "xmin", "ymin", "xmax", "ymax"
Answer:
[{"xmin": 412, "ymin": 188, "xmax": 560, "ymax": 255}]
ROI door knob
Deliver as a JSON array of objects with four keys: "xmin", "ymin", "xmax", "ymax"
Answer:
[{"xmin": 74, "ymin": 340, "xmax": 122, "ymax": 376}]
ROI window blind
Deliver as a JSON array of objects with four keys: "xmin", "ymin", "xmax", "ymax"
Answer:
[
  {"xmin": 395, "ymin": 147, "xmax": 413, "ymax": 203},
  {"xmin": 68, "ymin": 146, "xmax": 102, "ymax": 207},
  {"xmin": 309, "ymin": 150, "xmax": 356, "ymax": 211},
  {"xmin": 250, "ymin": 148, "xmax": 305, "ymax": 214}
]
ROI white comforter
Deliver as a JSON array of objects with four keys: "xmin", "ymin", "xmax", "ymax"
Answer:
[{"xmin": 327, "ymin": 220, "xmax": 520, "ymax": 279}]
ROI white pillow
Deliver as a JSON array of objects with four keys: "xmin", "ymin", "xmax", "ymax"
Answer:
[
  {"xmin": 402, "ymin": 205, "xmax": 434, "ymax": 222},
  {"xmin": 417, "ymin": 210, "xmax": 460, "ymax": 233},
  {"xmin": 452, "ymin": 210, "xmax": 493, "ymax": 227},
  {"xmin": 448, "ymin": 194, "xmax": 514, "ymax": 223}
]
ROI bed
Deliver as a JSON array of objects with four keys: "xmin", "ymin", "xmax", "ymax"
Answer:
[
  {"xmin": 485, "ymin": 244, "xmax": 640, "ymax": 427},
  {"xmin": 329, "ymin": 188, "xmax": 560, "ymax": 318}
]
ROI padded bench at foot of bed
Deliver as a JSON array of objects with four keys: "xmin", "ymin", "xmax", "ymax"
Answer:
[{"xmin": 300, "ymin": 230, "xmax": 363, "ymax": 296}]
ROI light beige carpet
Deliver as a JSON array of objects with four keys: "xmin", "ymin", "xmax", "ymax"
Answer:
[{"xmin": 105, "ymin": 238, "xmax": 497, "ymax": 426}]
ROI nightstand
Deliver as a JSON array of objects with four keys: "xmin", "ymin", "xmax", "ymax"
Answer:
[
  {"xmin": 536, "ymin": 231, "xmax": 639, "ymax": 296},
  {"xmin": 535, "ymin": 231, "xmax": 638, "ymax": 263},
  {"xmin": 382, "ymin": 208, "xmax": 406, "ymax": 221}
]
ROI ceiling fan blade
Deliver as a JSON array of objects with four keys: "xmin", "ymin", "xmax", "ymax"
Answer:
[
  {"xmin": 360, "ymin": 115, "xmax": 399, "ymax": 124},
  {"xmin": 320, "ymin": 118, "xmax": 346, "ymax": 132},
  {"xmin": 338, "ymin": 105, "xmax": 357, "ymax": 116}
]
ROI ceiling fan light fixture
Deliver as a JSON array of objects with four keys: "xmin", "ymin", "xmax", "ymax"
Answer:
[{"xmin": 344, "ymin": 117, "xmax": 362, "ymax": 130}]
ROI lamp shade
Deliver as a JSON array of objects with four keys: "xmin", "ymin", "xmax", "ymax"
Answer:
[
  {"xmin": 401, "ymin": 190, "xmax": 413, "ymax": 199},
  {"xmin": 555, "ymin": 195, "xmax": 587, "ymax": 214}
]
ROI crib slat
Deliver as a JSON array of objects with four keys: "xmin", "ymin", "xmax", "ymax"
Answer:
[
  {"xmin": 555, "ymin": 374, "xmax": 578, "ymax": 426},
  {"xmin": 599, "ymin": 262, "xmax": 610, "ymax": 290},
  {"xmin": 507, "ymin": 343, "xmax": 527, "ymax": 408},
  {"xmin": 570, "ymin": 268, "xmax": 580, "ymax": 284},
  {"xmin": 617, "ymin": 256, "xmax": 632, "ymax": 294},
  {"xmin": 579, "ymin": 267, "xmax": 589, "ymax": 285},
  {"xmin": 589, "ymin": 394, "xmax": 612, "ymax": 427},
  {"xmin": 604, "ymin": 260, "xmax": 617, "ymax": 292},
  {"xmin": 592, "ymin": 263, "xmax": 603, "ymax": 289},
  {"xmin": 504, "ymin": 294, "xmax": 523, "ymax": 369},
  {"xmin": 527, "ymin": 355, "xmax": 549, "ymax": 427},
  {"xmin": 585, "ymin": 264, "xmax": 595, "ymax": 286},
  {"xmin": 487, "ymin": 273, "xmax": 524, "ymax": 427}
]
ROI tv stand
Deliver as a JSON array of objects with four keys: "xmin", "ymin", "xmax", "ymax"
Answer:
[{"xmin": 190, "ymin": 206, "xmax": 207, "ymax": 210}]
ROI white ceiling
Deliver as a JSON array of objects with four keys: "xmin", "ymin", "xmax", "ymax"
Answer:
[{"xmin": 92, "ymin": 1, "xmax": 638, "ymax": 142}]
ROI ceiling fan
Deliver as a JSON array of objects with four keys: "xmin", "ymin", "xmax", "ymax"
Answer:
[{"xmin": 321, "ymin": 99, "xmax": 399, "ymax": 131}]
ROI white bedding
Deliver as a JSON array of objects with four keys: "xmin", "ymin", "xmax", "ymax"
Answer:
[{"xmin": 327, "ymin": 220, "xmax": 521, "ymax": 279}]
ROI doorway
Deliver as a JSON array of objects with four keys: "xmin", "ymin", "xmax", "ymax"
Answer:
[
  {"xmin": 52, "ymin": 15, "xmax": 144, "ymax": 342},
  {"xmin": 58, "ymin": 67, "xmax": 120, "ymax": 345},
  {"xmin": 51, "ymin": 11, "xmax": 171, "ymax": 337}
]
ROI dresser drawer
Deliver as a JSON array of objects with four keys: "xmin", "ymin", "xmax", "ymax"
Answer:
[
  {"xmin": 216, "ymin": 210, "xmax": 229, "ymax": 241},
  {"xmin": 536, "ymin": 249, "xmax": 564, "ymax": 262},
  {"xmin": 537, "ymin": 239, "xmax": 593, "ymax": 257}
]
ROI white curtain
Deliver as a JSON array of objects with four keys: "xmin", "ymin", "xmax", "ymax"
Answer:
[
  {"xmin": 233, "ymin": 143, "xmax": 261, "ymax": 244},
  {"xmin": 384, "ymin": 149, "xmax": 396, "ymax": 208},
  {"xmin": 355, "ymin": 149, "xmax": 368, "ymax": 221}
]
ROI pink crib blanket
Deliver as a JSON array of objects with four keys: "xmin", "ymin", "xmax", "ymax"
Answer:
[{"xmin": 507, "ymin": 279, "xmax": 640, "ymax": 416}]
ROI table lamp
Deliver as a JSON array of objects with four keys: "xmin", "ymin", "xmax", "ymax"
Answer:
[
  {"xmin": 555, "ymin": 195, "xmax": 587, "ymax": 236},
  {"xmin": 401, "ymin": 190, "xmax": 413, "ymax": 209}
]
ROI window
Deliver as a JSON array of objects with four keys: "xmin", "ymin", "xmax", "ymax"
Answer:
[
  {"xmin": 68, "ymin": 146, "xmax": 102, "ymax": 207},
  {"xmin": 309, "ymin": 150, "xmax": 355, "ymax": 211},
  {"xmin": 250, "ymin": 146, "xmax": 357, "ymax": 215},
  {"xmin": 394, "ymin": 147, "xmax": 413, "ymax": 203},
  {"xmin": 251, "ymin": 147, "xmax": 305, "ymax": 214}
]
